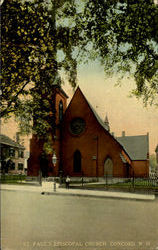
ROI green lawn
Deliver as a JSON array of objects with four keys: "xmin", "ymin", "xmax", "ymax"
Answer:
[
  {"xmin": 69, "ymin": 180, "xmax": 158, "ymax": 190},
  {"xmin": 0, "ymin": 174, "xmax": 26, "ymax": 184}
]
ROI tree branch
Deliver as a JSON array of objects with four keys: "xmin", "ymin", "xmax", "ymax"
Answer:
[{"xmin": 1, "ymin": 80, "xmax": 30, "ymax": 117}]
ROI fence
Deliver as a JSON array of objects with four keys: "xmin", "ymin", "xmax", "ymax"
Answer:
[
  {"xmin": 104, "ymin": 176, "xmax": 158, "ymax": 190},
  {"xmin": 1, "ymin": 174, "xmax": 158, "ymax": 193},
  {"xmin": 67, "ymin": 175, "xmax": 158, "ymax": 193}
]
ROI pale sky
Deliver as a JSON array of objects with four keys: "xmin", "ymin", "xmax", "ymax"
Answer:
[{"xmin": 1, "ymin": 61, "xmax": 158, "ymax": 155}]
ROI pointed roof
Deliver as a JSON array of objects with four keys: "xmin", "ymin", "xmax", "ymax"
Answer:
[
  {"xmin": 68, "ymin": 87, "xmax": 110, "ymax": 132},
  {"xmin": 52, "ymin": 84, "xmax": 69, "ymax": 98},
  {"xmin": 0, "ymin": 134, "xmax": 25, "ymax": 149},
  {"xmin": 104, "ymin": 114, "xmax": 110, "ymax": 132},
  {"xmin": 104, "ymin": 114, "xmax": 109, "ymax": 123}
]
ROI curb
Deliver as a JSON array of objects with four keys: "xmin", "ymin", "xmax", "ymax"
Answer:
[{"xmin": 41, "ymin": 191, "xmax": 155, "ymax": 201}]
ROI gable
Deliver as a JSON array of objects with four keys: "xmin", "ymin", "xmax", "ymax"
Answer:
[{"xmin": 65, "ymin": 87, "xmax": 110, "ymax": 132}]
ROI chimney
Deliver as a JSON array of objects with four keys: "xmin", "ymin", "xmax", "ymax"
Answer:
[
  {"xmin": 122, "ymin": 131, "xmax": 125, "ymax": 137},
  {"xmin": 16, "ymin": 132, "xmax": 20, "ymax": 143}
]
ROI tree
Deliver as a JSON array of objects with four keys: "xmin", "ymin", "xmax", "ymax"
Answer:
[
  {"xmin": 149, "ymin": 154, "xmax": 157, "ymax": 171},
  {"xmin": 1, "ymin": 0, "xmax": 158, "ymax": 139},
  {"xmin": 1, "ymin": 0, "xmax": 82, "ymax": 137},
  {"xmin": 82, "ymin": 0, "xmax": 158, "ymax": 105}
]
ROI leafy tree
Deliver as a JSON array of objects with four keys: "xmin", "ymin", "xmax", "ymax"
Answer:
[
  {"xmin": 1, "ymin": 0, "xmax": 81, "ymax": 137},
  {"xmin": 82, "ymin": 0, "xmax": 158, "ymax": 105},
  {"xmin": 1, "ymin": 0, "xmax": 158, "ymax": 140},
  {"xmin": 149, "ymin": 154, "xmax": 157, "ymax": 171}
]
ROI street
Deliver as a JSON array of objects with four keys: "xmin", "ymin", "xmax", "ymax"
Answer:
[{"xmin": 1, "ymin": 190, "xmax": 158, "ymax": 250}]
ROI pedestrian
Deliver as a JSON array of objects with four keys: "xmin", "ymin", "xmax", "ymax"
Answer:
[{"xmin": 66, "ymin": 175, "xmax": 70, "ymax": 189}]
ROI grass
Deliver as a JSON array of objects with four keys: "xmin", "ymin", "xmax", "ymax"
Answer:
[
  {"xmin": 69, "ymin": 180, "xmax": 158, "ymax": 190},
  {"xmin": 0, "ymin": 174, "xmax": 26, "ymax": 184}
]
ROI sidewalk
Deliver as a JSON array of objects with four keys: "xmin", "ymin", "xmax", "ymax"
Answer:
[{"xmin": 1, "ymin": 182, "xmax": 155, "ymax": 201}]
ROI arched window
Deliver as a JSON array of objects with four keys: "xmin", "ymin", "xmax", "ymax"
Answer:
[
  {"xmin": 73, "ymin": 150, "xmax": 81, "ymax": 173},
  {"xmin": 59, "ymin": 100, "xmax": 63, "ymax": 122},
  {"xmin": 104, "ymin": 157, "xmax": 113, "ymax": 177}
]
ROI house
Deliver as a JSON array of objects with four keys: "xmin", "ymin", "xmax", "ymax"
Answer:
[
  {"xmin": 0, "ymin": 134, "xmax": 25, "ymax": 174},
  {"xmin": 28, "ymin": 86, "xmax": 149, "ymax": 178}
]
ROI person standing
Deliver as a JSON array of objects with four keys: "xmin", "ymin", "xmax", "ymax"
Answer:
[{"xmin": 66, "ymin": 176, "xmax": 70, "ymax": 189}]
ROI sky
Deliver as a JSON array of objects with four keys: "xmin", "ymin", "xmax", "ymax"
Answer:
[{"xmin": 1, "ymin": 60, "xmax": 158, "ymax": 155}]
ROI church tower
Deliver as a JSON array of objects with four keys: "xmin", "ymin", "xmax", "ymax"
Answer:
[
  {"xmin": 104, "ymin": 114, "xmax": 110, "ymax": 132},
  {"xmin": 27, "ymin": 85, "xmax": 68, "ymax": 177}
]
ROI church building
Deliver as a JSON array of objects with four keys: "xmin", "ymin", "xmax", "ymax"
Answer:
[{"xmin": 28, "ymin": 85, "xmax": 149, "ymax": 178}]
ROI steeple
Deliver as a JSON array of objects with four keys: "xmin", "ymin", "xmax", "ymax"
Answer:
[{"xmin": 104, "ymin": 113, "xmax": 110, "ymax": 132}]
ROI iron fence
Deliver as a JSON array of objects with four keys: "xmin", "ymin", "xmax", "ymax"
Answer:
[{"xmin": 66, "ymin": 175, "xmax": 158, "ymax": 193}]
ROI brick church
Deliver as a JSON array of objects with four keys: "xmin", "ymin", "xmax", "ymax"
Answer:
[{"xmin": 28, "ymin": 85, "xmax": 149, "ymax": 178}]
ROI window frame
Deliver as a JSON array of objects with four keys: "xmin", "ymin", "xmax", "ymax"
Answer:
[
  {"xmin": 18, "ymin": 163, "xmax": 24, "ymax": 170},
  {"xmin": 73, "ymin": 150, "xmax": 82, "ymax": 173}
]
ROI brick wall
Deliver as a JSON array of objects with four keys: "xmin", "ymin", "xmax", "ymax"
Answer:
[
  {"xmin": 132, "ymin": 160, "xmax": 149, "ymax": 177},
  {"xmin": 61, "ymin": 88, "xmax": 126, "ymax": 177}
]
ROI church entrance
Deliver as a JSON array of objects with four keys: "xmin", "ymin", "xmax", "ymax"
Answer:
[
  {"xmin": 104, "ymin": 157, "xmax": 113, "ymax": 177},
  {"xmin": 73, "ymin": 150, "xmax": 81, "ymax": 173},
  {"xmin": 39, "ymin": 153, "xmax": 49, "ymax": 177}
]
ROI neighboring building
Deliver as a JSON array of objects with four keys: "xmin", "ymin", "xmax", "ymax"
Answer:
[
  {"xmin": 117, "ymin": 132, "xmax": 149, "ymax": 177},
  {"xmin": 0, "ymin": 134, "xmax": 25, "ymax": 174},
  {"xmin": 28, "ymin": 86, "xmax": 149, "ymax": 178}
]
